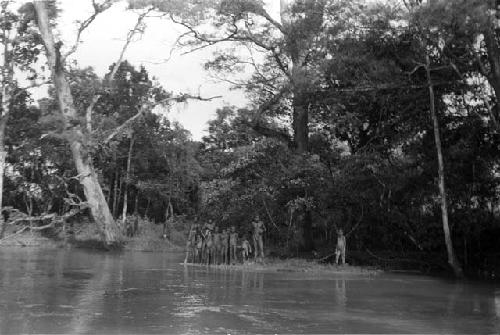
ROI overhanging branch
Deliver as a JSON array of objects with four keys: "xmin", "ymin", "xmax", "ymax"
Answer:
[
  {"xmin": 86, "ymin": 7, "xmax": 154, "ymax": 132},
  {"xmin": 103, "ymin": 93, "xmax": 222, "ymax": 144},
  {"xmin": 63, "ymin": 0, "xmax": 114, "ymax": 62}
]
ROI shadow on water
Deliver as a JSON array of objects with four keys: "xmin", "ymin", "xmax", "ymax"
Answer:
[{"xmin": 0, "ymin": 247, "xmax": 499, "ymax": 334}]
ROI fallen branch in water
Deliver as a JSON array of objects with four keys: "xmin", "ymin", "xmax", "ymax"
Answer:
[
  {"xmin": 0, "ymin": 226, "xmax": 29, "ymax": 243},
  {"xmin": 30, "ymin": 221, "xmax": 55, "ymax": 231},
  {"xmin": 8, "ymin": 213, "xmax": 57, "ymax": 225},
  {"xmin": 2, "ymin": 208, "xmax": 82, "ymax": 231}
]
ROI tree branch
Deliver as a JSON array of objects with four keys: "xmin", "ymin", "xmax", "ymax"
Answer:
[
  {"xmin": 103, "ymin": 93, "xmax": 222, "ymax": 144},
  {"xmin": 107, "ymin": 7, "xmax": 153, "ymax": 81},
  {"xmin": 256, "ymin": 7, "xmax": 285, "ymax": 35},
  {"xmin": 62, "ymin": 0, "xmax": 114, "ymax": 62},
  {"xmin": 170, "ymin": 13, "xmax": 240, "ymax": 52},
  {"xmin": 346, "ymin": 205, "xmax": 363, "ymax": 238},
  {"xmin": 86, "ymin": 7, "xmax": 153, "ymax": 132}
]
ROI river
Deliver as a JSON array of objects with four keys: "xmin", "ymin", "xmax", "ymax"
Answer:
[{"xmin": 0, "ymin": 247, "xmax": 498, "ymax": 334}]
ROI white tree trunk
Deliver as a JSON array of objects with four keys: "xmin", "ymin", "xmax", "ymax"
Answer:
[
  {"xmin": 0, "ymin": 144, "xmax": 6, "ymax": 238},
  {"xmin": 34, "ymin": 1, "xmax": 120, "ymax": 245},
  {"xmin": 426, "ymin": 55, "xmax": 463, "ymax": 278},
  {"xmin": 121, "ymin": 133, "xmax": 134, "ymax": 227}
]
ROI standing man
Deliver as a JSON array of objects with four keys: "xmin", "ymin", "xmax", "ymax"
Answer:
[
  {"xmin": 195, "ymin": 227, "xmax": 204, "ymax": 263},
  {"xmin": 335, "ymin": 229, "xmax": 346, "ymax": 265},
  {"xmin": 252, "ymin": 215, "xmax": 266, "ymax": 262},
  {"xmin": 204, "ymin": 229, "xmax": 214, "ymax": 265},
  {"xmin": 241, "ymin": 235, "xmax": 252, "ymax": 263},
  {"xmin": 229, "ymin": 226, "xmax": 238, "ymax": 265},
  {"xmin": 212, "ymin": 226, "xmax": 222, "ymax": 265},
  {"xmin": 184, "ymin": 223, "xmax": 198, "ymax": 264},
  {"xmin": 201, "ymin": 219, "xmax": 214, "ymax": 264}
]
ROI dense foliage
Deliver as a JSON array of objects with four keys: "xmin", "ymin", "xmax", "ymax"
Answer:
[{"xmin": 1, "ymin": 0, "xmax": 500, "ymax": 277}]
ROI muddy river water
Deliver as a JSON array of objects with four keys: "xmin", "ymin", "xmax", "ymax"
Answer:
[{"xmin": 0, "ymin": 247, "xmax": 498, "ymax": 334}]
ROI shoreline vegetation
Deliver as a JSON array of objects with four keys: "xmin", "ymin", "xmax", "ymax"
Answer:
[
  {"xmin": 2, "ymin": 0, "xmax": 500, "ymax": 286},
  {"xmin": 0, "ymin": 229, "xmax": 382, "ymax": 276},
  {"xmin": 0, "ymin": 217, "xmax": 496, "ymax": 280},
  {"xmin": 0, "ymin": 220, "xmax": 437, "ymax": 278},
  {"xmin": 0, "ymin": 219, "xmax": 383, "ymax": 276},
  {"xmin": 1, "ymin": 227, "xmax": 497, "ymax": 281},
  {"xmin": 182, "ymin": 259, "xmax": 381, "ymax": 276}
]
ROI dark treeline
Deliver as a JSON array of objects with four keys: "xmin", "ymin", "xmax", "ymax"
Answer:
[{"xmin": 1, "ymin": 0, "xmax": 500, "ymax": 278}]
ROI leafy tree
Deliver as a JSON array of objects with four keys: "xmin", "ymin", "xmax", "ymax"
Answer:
[{"xmin": 0, "ymin": 0, "xmax": 44, "ymax": 237}]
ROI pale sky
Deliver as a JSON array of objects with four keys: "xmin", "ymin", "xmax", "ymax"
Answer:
[{"xmin": 55, "ymin": 0, "xmax": 259, "ymax": 140}]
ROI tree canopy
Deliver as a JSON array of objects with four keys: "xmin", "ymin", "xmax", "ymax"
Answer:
[{"xmin": 0, "ymin": 0, "xmax": 499, "ymax": 277}]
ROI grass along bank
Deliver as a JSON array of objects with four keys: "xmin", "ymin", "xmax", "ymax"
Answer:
[{"xmin": 184, "ymin": 257, "xmax": 381, "ymax": 276}]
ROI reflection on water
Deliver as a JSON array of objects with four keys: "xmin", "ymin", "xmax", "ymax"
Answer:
[{"xmin": 0, "ymin": 247, "xmax": 499, "ymax": 334}]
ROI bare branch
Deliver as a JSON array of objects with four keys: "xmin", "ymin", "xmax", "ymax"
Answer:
[
  {"xmin": 407, "ymin": 64, "xmax": 424, "ymax": 77},
  {"xmin": 256, "ymin": 8, "xmax": 285, "ymax": 35},
  {"xmin": 0, "ymin": 226, "xmax": 28, "ymax": 243},
  {"xmin": 63, "ymin": 0, "xmax": 114, "ymax": 62},
  {"xmin": 85, "ymin": 94, "xmax": 100, "ymax": 133},
  {"xmin": 107, "ymin": 7, "xmax": 153, "ymax": 82},
  {"xmin": 103, "ymin": 93, "xmax": 222, "ymax": 144},
  {"xmin": 64, "ymin": 190, "xmax": 88, "ymax": 208},
  {"xmin": 170, "ymin": 13, "xmax": 240, "ymax": 51},
  {"xmin": 86, "ymin": 7, "xmax": 153, "ymax": 131},
  {"xmin": 346, "ymin": 205, "xmax": 363, "ymax": 238},
  {"xmin": 103, "ymin": 109, "xmax": 145, "ymax": 144}
]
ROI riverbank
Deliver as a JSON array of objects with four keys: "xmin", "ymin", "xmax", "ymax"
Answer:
[
  {"xmin": 1, "ymin": 221, "xmax": 496, "ymax": 280},
  {"xmin": 183, "ymin": 258, "xmax": 381, "ymax": 276},
  {"xmin": 0, "ymin": 220, "xmax": 183, "ymax": 252},
  {"xmin": 0, "ymin": 229, "xmax": 380, "ymax": 276}
]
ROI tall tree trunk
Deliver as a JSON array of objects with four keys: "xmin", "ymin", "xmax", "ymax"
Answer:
[
  {"xmin": 34, "ymin": 1, "xmax": 120, "ymax": 244},
  {"xmin": 0, "ymin": 119, "xmax": 6, "ymax": 239},
  {"xmin": 426, "ymin": 55, "xmax": 463, "ymax": 278},
  {"xmin": 291, "ymin": 86, "xmax": 312, "ymax": 250},
  {"xmin": 292, "ymin": 90, "xmax": 309, "ymax": 153},
  {"xmin": 133, "ymin": 191, "xmax": 139, "ymax": 214},
  {"xmin": 116, "ymin": 176, "xmax": 123, "ymax": 219},
  {"xmin": 112, "ymin": 170, "xmax": 119, "ymax": 217},
  {"xmin": 145, "ymin": 197, "xmax": 150, "ymax": 218},
  {"xmin": 483, "ymin": 29, "xmax": 500, "ymax": 127},
  {"xmin": 0, "ymin": 2, "xmax": 13, "ymax": 238},
  {"xmin": 280, "ymin": 0, "xmax": 314, "ymax": 251},
  {"xmin": 121, "ymin": 133, "xmax": 134, "ymax": 226}
]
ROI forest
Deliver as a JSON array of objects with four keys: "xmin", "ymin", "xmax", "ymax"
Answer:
[{"xmin": 0, "ymin": 0, "xmax": 499, "ymax": 279}]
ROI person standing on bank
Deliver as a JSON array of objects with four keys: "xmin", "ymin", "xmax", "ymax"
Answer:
[
  {"xmin": 335, "ymin": 228, "xmax": 346, "ymax": 265},
  {"xmin": 184, "ymin": 223, "xmax": 198, "ymax": 264},
  {"xmin": 229, "ymin": 226, "xmax": 238, "ymax": 265},
  {"xmin": 241, "ymin": 235, "xmax": 252, "ymax": 263},
  {"xmin": 201, "ymin": 219, "xmax": 214, "ymax": 263},
  {"xmin": 212, "ymin": 225, "xmax": 222, "ymax": 265},
  {"xmin": 252, "ymin": 215, "xmax": 266, "ymax": 262}
]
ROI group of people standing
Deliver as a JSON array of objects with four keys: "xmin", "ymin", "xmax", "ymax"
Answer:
[{"xmin": 183, "ymin": 215, "xmax": 266, "ymax": 265}]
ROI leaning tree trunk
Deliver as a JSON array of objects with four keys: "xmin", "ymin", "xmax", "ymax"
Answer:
[
  {"xmin": 426, "ymin": 55, "xmax": 463, "ymax": 278},
  {"xmin": 483, "ymin": 29, "xmax": 500, "ymax": 129},
  {"xmin": 0, "ymin": 118, "xmax": 6, "ymax": 238},
  {"xmin": 34, "ymin": 1, "xmax": 120, "ymax": 244},
  {"xmin": 112, "ymin": 170, "xmax": 120, "ymax": 217},
  {"xmin": 121, "ymin": 133, "xmax": 134, "ymax": 227}
]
